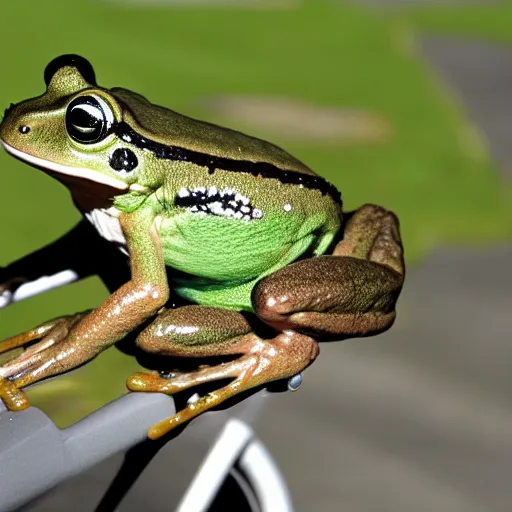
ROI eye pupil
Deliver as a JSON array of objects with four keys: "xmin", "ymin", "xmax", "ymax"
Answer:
[
  {"xmin": 66, "ymin": 95, "xmax": 113, "ymax": 144},
  {"xmin": 69, "ymin": 105, "xmax": 101, "ymax": 127}
]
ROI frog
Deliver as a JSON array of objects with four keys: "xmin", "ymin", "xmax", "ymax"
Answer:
[{"xmin": 0, "ymin": 54, "xmax": 404, "ymax": 439}]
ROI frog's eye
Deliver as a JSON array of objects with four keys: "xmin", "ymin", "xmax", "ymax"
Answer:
[{"xmin": 65, "ymin": 95, "xmax": 114, "ymax": 144}]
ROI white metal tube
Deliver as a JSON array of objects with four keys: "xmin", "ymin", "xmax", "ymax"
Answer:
[
  {"xmin": 175, "ymin": 418, "xmax": 253, "ymax": 512},
  {"xmin": 240, "ymin": 439, "xmax": 294, "ymax": 512},
  {"xmin": 0, "ymin": 269, "xmax": 79, "ymax": 309}
]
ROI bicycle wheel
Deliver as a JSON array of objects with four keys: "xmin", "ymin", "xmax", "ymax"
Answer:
[{"xmin": 208, "ymin": 465, "xmax": 261, "ymax": 512}]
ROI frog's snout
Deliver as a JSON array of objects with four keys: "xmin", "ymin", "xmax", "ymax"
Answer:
[
  {"xmin": 0, "ymin": 103, "xmax": 30, "ymax": 140},
  {"xmin": 0, "ymin": 103, "xmax": 35, "ymax": 146}
]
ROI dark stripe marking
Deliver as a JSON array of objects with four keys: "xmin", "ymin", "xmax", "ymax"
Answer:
[{"xmin": 113, "ymin": 122, "xmax": 342, "ymax": 204}]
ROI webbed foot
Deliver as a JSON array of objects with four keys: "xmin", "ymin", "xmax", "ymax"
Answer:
[{"xmin": 0, "ymin": 312, "xmax": 89, "ymax": 409}]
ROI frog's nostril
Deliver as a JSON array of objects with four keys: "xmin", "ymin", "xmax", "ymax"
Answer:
[{"xmin": 18, "ymin": 125, "xmax": 31, "ymax": 135}]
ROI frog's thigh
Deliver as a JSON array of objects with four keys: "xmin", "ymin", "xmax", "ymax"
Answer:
[
  {"xmin": 252, "ymin": 204, "xmax": 405, "ymax": 339},
  {"xmin": 134, "ymin": 305, "xmax": 255, "ymax": 357}
]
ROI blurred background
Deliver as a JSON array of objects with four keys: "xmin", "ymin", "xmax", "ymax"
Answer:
[{"xmin": 0, "ymin": 0, "xmax": 511, "ymax": 510}]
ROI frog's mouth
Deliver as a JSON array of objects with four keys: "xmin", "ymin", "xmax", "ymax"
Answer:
[
  {"xmin": 0, "ymin": 140, "xmax": 129, "ymax": 191},
  {"xmin": 174, "ymin": 186, "xmax": 262, "ymax": 220}
]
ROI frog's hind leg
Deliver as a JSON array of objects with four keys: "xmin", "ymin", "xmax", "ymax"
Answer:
[
  {"xmin": 126, "ymin": 305, "xmax": 318, "ymax": 439},
  {"xmin": 252, "ymin": 203, "xmax": 405, "ymax": 340},
  {"xmin": 0, "ymin": 312, "xmax": 89, "ymax": 409}
]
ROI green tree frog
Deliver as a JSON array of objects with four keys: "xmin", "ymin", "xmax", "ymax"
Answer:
[{"xmin": 0, "ymin": 55, "xmax": 404, "ymax": 439}]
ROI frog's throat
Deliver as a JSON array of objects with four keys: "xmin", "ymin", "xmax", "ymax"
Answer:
[{"xmin": 0, "ymin": 141, "xmax": 128, "ymax": 190}]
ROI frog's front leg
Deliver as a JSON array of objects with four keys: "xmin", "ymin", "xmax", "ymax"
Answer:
[
  {"xmin": 126, "ymin": 305, "xmax": 319, "ymax": 439},
  {"xmin": 0, "ymin": 210, "xmax": 169, "ymax": 410},
  {"xmin": 253, "ymin": 203, "xmax": 405, "ymax": 339}
]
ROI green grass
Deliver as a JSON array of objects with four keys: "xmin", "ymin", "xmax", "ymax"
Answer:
[
  {"xmin": 394, "ymin": 2, "xmax": 512, "ymax": 44},
  {"xmin": 0, "ymin": 0, "xmax": 510, "ymax": 426}
]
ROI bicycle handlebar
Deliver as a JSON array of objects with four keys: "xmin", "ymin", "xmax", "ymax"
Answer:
[{"xmin": 0, "ymin": 393, "xmax": 176, "ymax": 512}]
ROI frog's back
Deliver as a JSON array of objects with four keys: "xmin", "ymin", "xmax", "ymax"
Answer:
[{"xmin": 110, "ymin": 88, "xmax": 316, "ymax": 176}]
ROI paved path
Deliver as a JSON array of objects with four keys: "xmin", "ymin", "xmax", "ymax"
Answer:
[{"xmin": 23, "ymin": 36, "xmax": 512, "ymax": 512}]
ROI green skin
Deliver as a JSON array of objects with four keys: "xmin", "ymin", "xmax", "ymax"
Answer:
[{"xmin": 0, "ymin": 56, "xmax": 404, "ymax": 438}]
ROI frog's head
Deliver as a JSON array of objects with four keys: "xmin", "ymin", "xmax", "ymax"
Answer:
[{"xmin": 0, "ymin": 54, "xmax": 151, "ymax": 194}]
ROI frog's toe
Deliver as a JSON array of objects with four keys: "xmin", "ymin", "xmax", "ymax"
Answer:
[
  {"xmin": 0, "ymin": 323, "xmax": 52, "ymax": 356},
  {"xmin": 0, "ymin": 312, "xmax": 89, "ymax": 379},
  {"xmin": 126, "ymin": 372, "xmax": 159, "ymax": 392},
  {"xmin": 0, "ymin": 377, "xmax": 30, "ymax": 411},
  {"xmin": 0, "ymin": 312, "xmax": 87, "ymax": 355}
]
